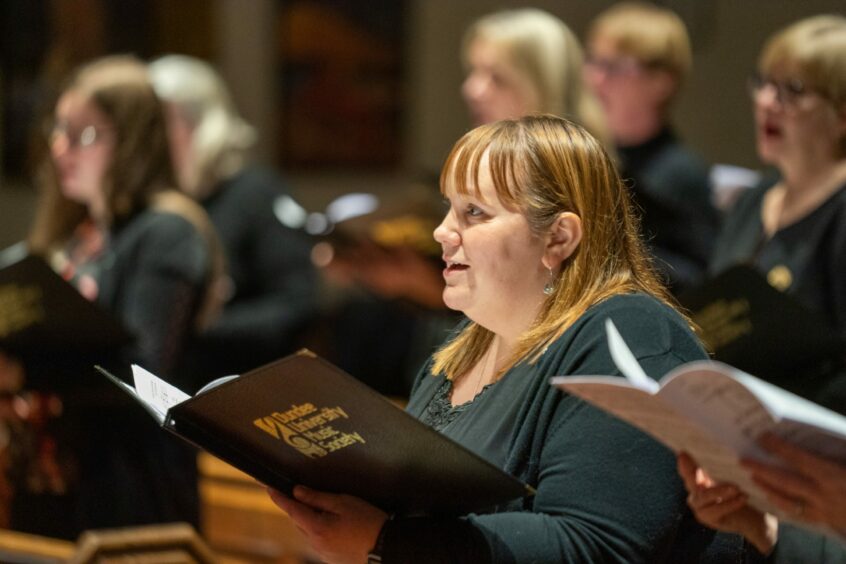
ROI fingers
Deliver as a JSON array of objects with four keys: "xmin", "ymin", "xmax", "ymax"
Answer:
[
  {"xmin": 743, "ymin": 459, "xmax": 818, "ymax": 507},
  {"xmin": 688, "ymin": 483, "xmax": 744, "ymax": 512},
  {"xmin": 677, "ymin": 452, "xmax": 698, "ymax": 492},
  {"xmin": 267, "ymin": 487, "xmax": 325, "ymax": 528},
  {"xmin": 696, "ymin": 493, "xmax": 749, "ymax": 524},
  {"xmin": 292, "ymin": 485, "xmax": 346, "ymax": 513},
  {"xmin": 759, "ymin": 434, "xmax": 845, "ymax": 479}
]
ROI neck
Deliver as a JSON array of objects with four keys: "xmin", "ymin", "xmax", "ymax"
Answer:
[
  {"xmin": 612, "ymin": 108, "xmax": 667, "ymax": 147},
  {"xmin": 765, "ymin": 159, "xmax": 846, "ymax": 234},
  {"xmin": 780, "ymin": 156, "xmax": 846, "ymax": 197}
]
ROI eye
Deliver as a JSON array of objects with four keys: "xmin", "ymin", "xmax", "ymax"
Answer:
[
  {"xmin": 784, "ymin": 78, "xmax": 806, "ymax": 97},
  {"xmin": 466, "ymin": 204, "xmax": 485, "ymax": 218}
]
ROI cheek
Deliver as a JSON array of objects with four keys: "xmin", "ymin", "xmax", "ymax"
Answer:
[{"xmin": 84, "ymin": 147, "xmax": 113, "ymax": 185}]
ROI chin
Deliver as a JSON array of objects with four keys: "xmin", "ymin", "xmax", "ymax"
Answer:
[
  {"xmin": 59, "ymin": 184, "xmax": 91, "ymax": 206},
  {"xmin": 442, "ymin": 290, "xmax": 469, "ymax": 314},
  {"xmin": 755, "ymin": 144, "xmax": 780, "ymax": 166}
]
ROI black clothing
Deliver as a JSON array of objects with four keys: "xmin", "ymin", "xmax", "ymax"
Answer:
[
  {"xmin": 710, "ymin": 181, "xmax": 846, "ymax": 335},
  {"xmin": 183, "ymin": 166, "xmax": 319, "ymax": 385},
  {"xmin": 711, "ymin": 181, "xmax": 846, "ymax": 563},
  {"xmin": 710, "ymin": 181, "xmax": 846, "ymax": 411},
  {"xmin": 742, "ymin": 525, "xmax": 846, "ymax": 563},
  {"xmin": 619, "ymin": 127, "xmax": 719, "ymax": 293},
  {"xmin": 11, "ymin": 208, "xmax": 212, "ymax": 538},
  {"xmin": 381, "ymin": 293, "xmax": 742, "ymax": 563}
]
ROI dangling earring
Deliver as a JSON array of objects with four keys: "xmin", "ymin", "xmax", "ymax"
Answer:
[{"xmin": 543, "ymin": 267, "xmax": 555, "ymax": 295}]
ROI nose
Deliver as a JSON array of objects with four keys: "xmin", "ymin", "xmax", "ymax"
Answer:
[
  {"xmin": 433, "ymin": 211, "xmax": 460, "ymax": 248},
  {"xmin": 753, "ymin": 83, "xmax": 781, "ymax": 111},
  {"xmin": 462, "ymin": 72, "xmax": 488, "ymax": 104},
  {"xmin": 583, "ymin": 62, "xmax": 606, "ymax": 91},
  {"xmin": 50, "ymin": 131, "xmax": 71, "ymax": 160}
]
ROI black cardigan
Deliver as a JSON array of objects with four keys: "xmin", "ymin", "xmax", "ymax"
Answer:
[{"xmin": 380, "ymin": 293, "xmax": 742, "ymax": 563}]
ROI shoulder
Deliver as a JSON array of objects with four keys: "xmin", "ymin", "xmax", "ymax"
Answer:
[
  {"xmin": 212, "ymin": 165, "xmax": 291, "ymax": 204},
  {"xmin": 112, "ymin": 207, "xmax": 211, "ymax": 278},
  {"xmin": 649, "ymin": 135, "xmax": 709, "ymax": 182},
  {"xmin": 117, "ymin": 206, "xmax": 202, "ymax": 245},
  {"xmin": 543, "ymin": 293, "xmax": 706, "ymax": 379},
  {"xmin": 727, "ymin": 182, "xmax": 770, "ymax": 219}
]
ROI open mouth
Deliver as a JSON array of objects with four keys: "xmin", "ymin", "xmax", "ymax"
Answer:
[
  {"xmin": 761, "ymin": 122, "xmax": 782, "ymax": 139},
  {"xmin": 445, "ymin": 261, "xmax": 469, "ymax": 273}
]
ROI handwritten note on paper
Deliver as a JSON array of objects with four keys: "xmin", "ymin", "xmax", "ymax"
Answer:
[{"xmin": 132, "ymin": 364, "xmax": 191, "ymax": 419}]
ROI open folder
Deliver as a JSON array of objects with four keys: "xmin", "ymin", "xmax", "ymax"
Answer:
[
  {"xmin": 97, "ymin": 350, "xmax": 532, "ymax": 516},
  {"xmin": 552, "ymin": 319, "xmax": 846, "ymax": 527}
]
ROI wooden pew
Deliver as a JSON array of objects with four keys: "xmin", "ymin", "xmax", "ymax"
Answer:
[
  {"xmin": 197, "ymin": 453, "xmax": 314, "ymax": 564},
  {"xmin": 0, "ymin": 528, "xmax": 75, "ymax": 563}
]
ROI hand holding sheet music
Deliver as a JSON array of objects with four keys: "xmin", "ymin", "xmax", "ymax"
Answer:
[{"xmin": 551, "ymin": 319, "xmax": 846, "ymax": 523}]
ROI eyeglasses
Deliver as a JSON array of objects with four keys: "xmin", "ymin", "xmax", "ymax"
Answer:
[
  {"xmin": 747, "ymin": 73, "xmax": 816, "ymax": 107},
  {"xmin": 585, "ymin": 55, "xmax": 659, "ymax": 77},
  {"xmin": 46, "ymin": 120, "xmax": 113, "ymax": 149}
]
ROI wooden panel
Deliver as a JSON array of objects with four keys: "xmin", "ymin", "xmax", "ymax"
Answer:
[
  {"xmin": 198, "ymin": 453, "xmax": 313, "ymax": 564},
  {"xmin": 0, "ymin": 528, "xmax": 75, "ymax": 563}
]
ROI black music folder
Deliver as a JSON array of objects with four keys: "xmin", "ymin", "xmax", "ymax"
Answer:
[
  {"xmin": 97, "ymin": 350, "xmax": 532, "ymax": 516},
  {"xmin": 678, "ymin": 265, "xmax": 844, "ymax": 382},
  {"xmin": 0, "ymin": 247, "xmax": 131, "ymax": 355}
]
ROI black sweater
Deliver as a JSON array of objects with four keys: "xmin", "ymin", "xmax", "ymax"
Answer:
[{"xmin": 381, "ymin": 293, "xmax": 742, "ymax": 563}]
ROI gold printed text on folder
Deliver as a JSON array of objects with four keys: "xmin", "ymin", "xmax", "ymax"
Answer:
[
  {"xmin": 0, "ymin": 284, "xmax": 44, "ymax": 338},
  {"xmin": 253, "ymin": 403, "xmax": 365, "ymax": 458}
]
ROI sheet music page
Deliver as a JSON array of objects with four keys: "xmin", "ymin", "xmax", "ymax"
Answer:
[
  {"xmin": 131, "ymin": 364, "xmax": 191, "ymax": 419},
  {"xmin": 605, "ymin": 319, "xmax": 659, "ymax": 393},
  {"xmin": 552, "ymin": 377, "xmax": 784, "ymax": 516}
]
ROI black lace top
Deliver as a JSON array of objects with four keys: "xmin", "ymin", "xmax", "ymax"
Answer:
[{"xmin": 419, "ymin": 378, "xmax": 493, "ymax": 431}]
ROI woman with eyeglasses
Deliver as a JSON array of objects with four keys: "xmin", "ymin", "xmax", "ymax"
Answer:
[
  {"xmin": 678, "ymin": 15, "xmax": 846, "ymax": 563},
  {"xmin": 584, "ymin": 2, "xmax": 720, "ymax": 294},
  {"xmin": 707, "ymin": 14, "xmax": 846, "ymax": 410},
  {"xmin": 1, "ymin": 55, "xmax": 223, "ymax": 538}
]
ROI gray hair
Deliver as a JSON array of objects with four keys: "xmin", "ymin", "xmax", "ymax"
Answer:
[{"xmin": 149, "ymin": 54, "xmax": 256, "ymax": 196}]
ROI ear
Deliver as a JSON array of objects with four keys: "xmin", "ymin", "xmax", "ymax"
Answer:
[{"xmin": 542, "ymin": 212, "xmax": 582, "ymax": 271}]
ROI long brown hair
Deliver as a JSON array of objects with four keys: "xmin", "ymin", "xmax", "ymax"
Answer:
[
  {"xmin": 29, "ymin": 55, "xmax": 176, "ymax": 252},
  {"xmin": 432, "ymin": 115, "xmax": 676, "ymax": 380},
  {"xmin": 28, "ymin": 55, "xmax": 224, "ymax": 329}
]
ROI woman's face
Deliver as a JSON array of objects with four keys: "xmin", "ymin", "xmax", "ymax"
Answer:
[
  {"xmin": 50, "ymin": 90, "xmax": 115, "ymax": 213},
  {"xmin": 752, "ymin": 70, "xmax": 846, "ymax": 168},
  {"xmin": 434, "ymin": 152, "xmax": 549, "ymax": 336},
  {"xmin": 461, "ymin": 38, "xmax": 541, "ymax": 126},
  {"xmin": 584, "ymin": 34, "xmax": 672, "ymax": 140}
]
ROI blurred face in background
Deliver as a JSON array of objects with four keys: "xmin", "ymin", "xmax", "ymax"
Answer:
[
  {"xmin": 462, "ymin": 38, "xmax": 541, "ymax": 126},
  {"xmin": 584, "ymin": 35, "xmax": 674, "ymax": 142},
  {"xmin": 750, "ymin": 69, "xmax": 846, "ymax": 169},
  {"xmin": 49, "ymin": 90, "xmax": 114, "ymax": 216}
]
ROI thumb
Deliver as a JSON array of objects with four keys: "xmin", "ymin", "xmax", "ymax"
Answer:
[{"xmin": 293, "ymin": 485, "xmax": 342, "ymax": 512}]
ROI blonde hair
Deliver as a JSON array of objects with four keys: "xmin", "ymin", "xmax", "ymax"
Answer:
[
  {"xmin": 463, "ymin": 8, "xmax": 608, "ymax": 144},
  {"xmin": 431, "ymin": 115, "xmax": 674, "ymax": 380},
  {"xmin": 760, "ymin": 15, "xmax": 846, "ymax": 108},
  {"xmin": 149, "ymin": 54, "xmax": 256, "ymax": 198},
  {"xmin": 588, "ymin": 2, "xmax": 692, "ymax": 85}
]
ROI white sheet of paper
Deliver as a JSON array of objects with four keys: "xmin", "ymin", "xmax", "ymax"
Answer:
[
  {"xmin": 605, "ymin": 319, "xmax": 659, "ymax": 393},
  {"xmin": 131, "ymin": 364, "xmax": 191, "ymax": 419}
]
